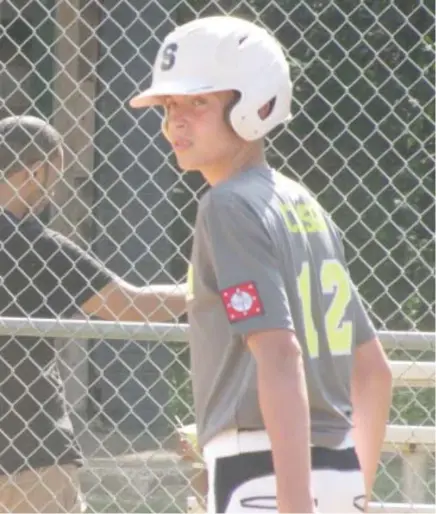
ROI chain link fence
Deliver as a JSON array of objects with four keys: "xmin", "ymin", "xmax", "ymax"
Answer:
[{"xmin": 0, "ymin": 0, "xmax": 434, "ymax": 512}]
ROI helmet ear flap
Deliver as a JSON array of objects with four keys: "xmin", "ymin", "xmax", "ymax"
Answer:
[{"xmin": 258, "ymin": 97, "xmax": 277, "ymax": 121}]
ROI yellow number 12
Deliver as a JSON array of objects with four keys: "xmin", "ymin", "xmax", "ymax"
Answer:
[{"xmin": 297, "ymin": 259, "xmax": 353, "ymax": 358}]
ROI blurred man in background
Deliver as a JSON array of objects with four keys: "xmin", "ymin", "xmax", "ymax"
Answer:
[{"xmin": 0, "ymin": 115, "xmax": 186, "ymax": 512}]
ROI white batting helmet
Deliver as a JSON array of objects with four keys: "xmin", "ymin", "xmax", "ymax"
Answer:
[{"xmin": 129, "ymin": 16, "xmax": 293, "ymax": 141}]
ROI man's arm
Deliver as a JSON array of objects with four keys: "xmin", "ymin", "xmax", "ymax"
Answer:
[
  {"xmin": 80, "ymin": 278, "xmax": 187, "ymax": 322},
  {"xmin": 247, "ymin": 329, "xmax": 314, "ymax": 513},
  {"xmin": 9, "ymin": 225, "xmax": 186, "ymax": 322},
  {"xmin": 351, "ymin": 336, "xmax": 392, "ymax": 505},
  {"xmin": 44, "ymin": 229, "xmax": 187, "ymax": 322}
]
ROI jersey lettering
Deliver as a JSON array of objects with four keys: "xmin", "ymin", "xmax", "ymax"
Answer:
[{"xmin": 280, "ymin": 202, "xmax": 328, "ymax": 233}]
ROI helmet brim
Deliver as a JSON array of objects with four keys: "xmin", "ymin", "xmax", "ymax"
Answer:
[{"xmin": 129, "ymin": 80, "xmax": 221, "ymax": 108}]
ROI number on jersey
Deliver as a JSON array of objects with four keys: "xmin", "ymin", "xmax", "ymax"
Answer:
[{"xmin": 297, "ymin": 259, "xmax": 353, "ymax": 358}]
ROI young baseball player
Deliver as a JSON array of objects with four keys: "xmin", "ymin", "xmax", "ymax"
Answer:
[{"xmin": 130, "ymin": 15, "xmax": 393, "ymax": 513}]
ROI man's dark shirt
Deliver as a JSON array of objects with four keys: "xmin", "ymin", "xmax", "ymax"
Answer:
[{"xmin": 0, "ymin": 210, "xmax": 112, "ymax": 475}]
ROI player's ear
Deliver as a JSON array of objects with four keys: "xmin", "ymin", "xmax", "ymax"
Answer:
[
  {"xmin": 161, "ymin": 117, "xmax": 170, "ymax": 141},
  {"xmin": 223, "ymin": 91, "xmax": 241, "ymax": 123},
  {"xmin": 223, "ymin": 91, "xmax": 242, "ymax": 137}
]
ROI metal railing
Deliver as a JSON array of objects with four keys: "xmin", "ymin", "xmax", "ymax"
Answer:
[{"xmin": 1, "ymin": 317, "xmax": 435, "ymax": 512}]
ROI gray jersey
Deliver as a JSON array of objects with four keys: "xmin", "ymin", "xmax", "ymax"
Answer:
[{"xmin": 187, "ymin": 166, "xmax": 376, "ymax": 449}]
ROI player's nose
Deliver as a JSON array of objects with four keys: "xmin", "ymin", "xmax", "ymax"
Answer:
[
  {"xmin": 166, "ymin": 102, "xmax": 188, "ymax": 123},
  {"xmin": 166, "ymin": 115, "xmax": 189, "ymax": 140}
]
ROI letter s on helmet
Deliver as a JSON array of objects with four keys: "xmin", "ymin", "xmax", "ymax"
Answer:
[{"xmin": 129, "ymin": 16, "xmax": 293, "ymax": 141}]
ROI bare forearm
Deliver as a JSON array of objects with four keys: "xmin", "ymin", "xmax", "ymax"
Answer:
[
  {"xmin": 122, "ymin": 284, "xmax": 187, "ymax": 322},
  {"xmin": 82, "ymin": 281, "xmax": 187, "ymax": 322},
  {"xmin": 352, "ymin": 376, "xmax": 392, "ymax": 498},
  {"xmin": 140, "ymin": 284, "xmax": 187, "ymax": 321},
  {"xmin": 257, "ymin": 353, "xmax": 313, "ymax": 513}
]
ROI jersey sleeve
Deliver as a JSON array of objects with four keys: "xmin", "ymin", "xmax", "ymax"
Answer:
[
  {"xmin": 198, "ymin": 190, "xmax": 294, "ymax": 335},
  {"xmin": 3, "ymin": 223, "xmax": 114, "ymax": 318}
]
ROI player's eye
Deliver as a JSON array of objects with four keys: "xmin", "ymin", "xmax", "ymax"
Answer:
[
  {"xmin": 165, "ymin": 100, "xmax": 176, "ymax": 111},
  {"xmin": 191, "ymin": 96, "xmax": 207, "ymax": 107}
]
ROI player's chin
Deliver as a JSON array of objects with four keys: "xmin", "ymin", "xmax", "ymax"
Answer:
[{"xmin": 174, "ymin": 154, "xmax": 201, "ymax": 173}]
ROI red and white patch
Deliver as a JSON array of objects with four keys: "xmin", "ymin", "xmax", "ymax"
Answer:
[{"xmin": 220, "ymin": 281, "xmax": 264, "ymax": 323}]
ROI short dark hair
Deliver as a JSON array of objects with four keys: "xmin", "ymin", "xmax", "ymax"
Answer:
[{"xmin": 0, "ymin": 115, "xmax": 62, "ymax": 178}]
